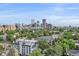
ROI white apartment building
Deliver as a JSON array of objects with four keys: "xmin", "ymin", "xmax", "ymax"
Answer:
[{"xmin": 12, "ymin": 38, "xmax": 37, "ymax": 56}]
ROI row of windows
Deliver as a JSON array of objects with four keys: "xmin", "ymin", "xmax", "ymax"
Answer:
[{"xmin": 13, "ymin": 44, "xmax": 37, "ymax": 55}]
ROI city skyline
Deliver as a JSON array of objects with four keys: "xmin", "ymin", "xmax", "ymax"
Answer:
[{"xmin": 0, "ymin": 3, "xmax": 79, "ymax": 26}]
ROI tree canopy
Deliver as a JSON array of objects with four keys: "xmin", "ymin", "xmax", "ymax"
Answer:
[{"xmin": 30, "ymin": 49, "xmax": 41, "ymax": 56}]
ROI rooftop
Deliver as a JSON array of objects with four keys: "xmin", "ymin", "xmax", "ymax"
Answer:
[
  {"xmin": 67, "ymin": 50, "xmax": 79, "ymax": 56},
  {"xmin": 37, "ymin": 35, "xmax": 59, "ymax": 41},
  {"xmin": 13, "ymin": 38, "xmax": 37, "ymax": 46}
]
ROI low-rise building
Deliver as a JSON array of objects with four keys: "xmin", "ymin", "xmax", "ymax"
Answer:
[
  {"xmin": 37, "ymin": 36, "xmax": 53, "ymax": 43},
  {"xmin": 67, "ymin": 50, "xmax": 79, "ymax": 56},
  {"xmin": 0, "ymin": 24, "xmax": 16, "ymax": 32},
  {"xmin": 12, "ymin": 38, "xmax": 37, "ymax": 56},
  {"xmin": 37, "ymin": 35, "xmax": 59, "ymax": 45}
]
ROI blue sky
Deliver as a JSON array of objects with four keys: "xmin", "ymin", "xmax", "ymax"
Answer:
[{"xmin": 0, "ymin": 3, "xmax": 79, "ymax": 26}]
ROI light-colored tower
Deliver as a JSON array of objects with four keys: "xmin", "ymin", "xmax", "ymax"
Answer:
[{"xmin": 31, "ymin": 19, "xmax": 35, "ymax": 25}]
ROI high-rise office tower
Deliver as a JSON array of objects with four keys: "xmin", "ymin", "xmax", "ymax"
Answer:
[
  {"xmin": 42, "ymin": 19, "xmax": 47, "ymax": 28},
  {"xmin": 31, "ymin": 19, "xmax": 36, "ymax": 27},
  {"xmin": 37, "ymin": 20, "xmax": 39, "ymax": 27},
  {"xmin": 31, "ymin": 19, "xmax": 35, "ymax": 25}
]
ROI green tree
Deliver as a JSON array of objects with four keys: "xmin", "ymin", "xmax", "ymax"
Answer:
[
  {"xmin": 72, "ymin": 33, "xmax": 79, "ymax": 40},
  {"xmin": 43, "ymin": 29, "xmax": 49, "ymax": 36},
  {"xmin": 68, "ymin": 39, "xmax": 76, "ymax": 49},
  {"xmin": 8, "ymin": 48, "xmax": 18, "ymax": 56},
  {"xmin": 6, "ymin": 34, "xmax": 14, "ymax": 42},
  {"xmin": 0, "ymin": 31, "xmax": 4, "ymax": 35},
  {"xmin": 0, "ymin": 36, "xmax": 3, "ymax": 41},
  {"xmin": 44, "ymin": 44, "xmax": 63, "ymax": 56},
  {"xmin": 6, "ymin": 30, "xmax": 15, "ymax": 34},
  {"xmin": 59, "ymin": 28, "xmax": 64, "ymax": 32},
  {"xmin": 63, "ymin": 31, "xmax": 72, "ymax": 39},
  {"xmin": 0, "ymin": 45, "xmax": 4, "ymax": 55},
  {"xmin": 38, "ymin": 40, "xmax": 49, "ymax": 51},
  {"xmin": 30, "ymin": 49, "xmax": 41, "ymax": 56},
  {"xmin": 44, "ymin": 47, "xmax": 55, "ymax": 56},
  {"xmin": 26, "ymin": 32, "xmax": 33, "ymax": 39},
  {"xmin": 58, "ymin": 38, "xmax": 75, "ymax": 55},
  {"xmin": 53, "ymin": 44, "xmax": 63, "ymax": 56}
]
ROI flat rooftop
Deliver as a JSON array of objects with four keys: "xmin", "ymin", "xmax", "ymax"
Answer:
[
  {"xmin": 13, "ymin": 38, "xmax": 37, "ymax": 46},
  {"xmin": 67, "ymin": 50, "xmax": 79, "ymax": 56}
]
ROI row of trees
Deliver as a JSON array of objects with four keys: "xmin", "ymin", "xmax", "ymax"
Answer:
[
  {"xmin": 44, "ymin": 38, "xmax": 75, "ymax": 56},
  {"xmin": 19, "ymin": 29, "xmax": 53, "ymax": 39},
  {"xmin": 0, "ymin": 29, "xmax": 52, "ymax": 43},
  {"xmin": 30, "ymin": 31, "xmax": 76, "ymax": 56},
  {"xmin": 0, "ymin": 28, "xmax": 59, "ymax": 43},
  {"xmin": 0, "ymin": 28, "xmax": 61, "ymax": 43}
]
